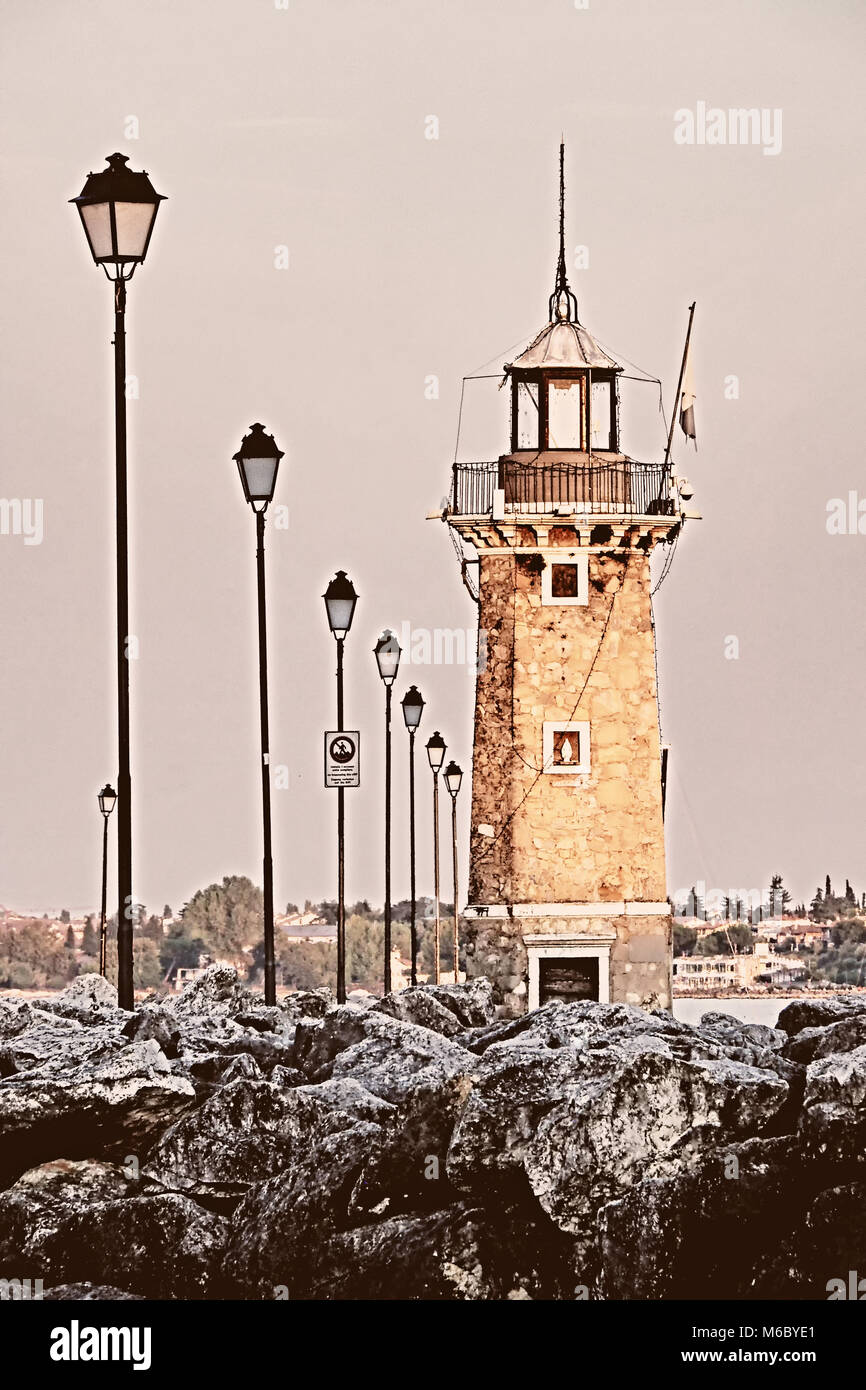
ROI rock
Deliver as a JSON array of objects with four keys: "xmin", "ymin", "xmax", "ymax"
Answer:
[
  {"xmin": 0, "ymin": 1012, "xmax": 123, "ymax": 1078},
  {"xmin": 748, "ymin": 1182, "xmax": 866, "ymax": 1298},
  {"xmin": 448, "ymin": 1025, "xmax": 789, "ymax": 1235},
  {"xmin": 121, "ymin": 1005, "xmax": 181, "ymax": 1058},
  {"xmin": 30, "ymin": 1193, "xmax": 229, "ymax": 1299},
  {"xmin": 37, "ymin": 974, "xmax": 122, "ymax": 1026},
  {"xmin": 784, "ymin": 1013, "xmax": 866, "ymax": 1064},
  {"xmin": 43, "ymin": 1283, "xmax": 145, "ymax": 1300},
  {"xmin": 217, "ymin": 1053, "xmax": 264, "ymax": 1084},
  {"xmin": 799, "ymin": 1043, "xmax": 866, "ymax": 1161},
  {"xmin": 223, "ymin": 1124, "xmax": 384, "ymax": 1296},
  {"xmin": 0, "ymin": 999, "xmax": 33, "ymax": 1041},
  {"xmin": 292, "ymin": 1006, "xmax": 476, "ymax": 1104},
  {"xmin": 0, "ymin": 1159, "xmax": 135, "ymax": 1264},
  {"xmin": 0, "ymin": 1038, "xmax": 195, "ymax": 1186},
  {"xmin": 143, "ymin": 1078, "xmax": 389, "ymax": 1201},
  {"xmin": 418, "ymin": 978, "xmax": 497, "ymax": 1028},
  {"xmin": 372, "ymin": 988, "xmax": 467, "ymax": 1038},
  {"xmin": 329, "ymin": 1023, "xmax": 475, "ymax": 1106},
  {"xmin": 163, "ymin": 964, "xmax": 257, "ymax": 1019},
  {"xmin": 597, "ymin": 1136, "xmax": 834, "ymax": 1299},
  {"xmin": 313, "ymin": 1204, "xmax": 574, "ymax": 1300},
  {"xmin": 776, "ymin": 996, "xmax": 866, "ymax": 1037},
  {"xmin": 280, "ymin": 989, "xmax": 334, "ymax": 1022}
]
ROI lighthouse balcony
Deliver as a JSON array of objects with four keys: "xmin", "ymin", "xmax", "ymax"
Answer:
[{"xmin": 450, "ymin": 455, "xmax": 676, "ymax": 520}]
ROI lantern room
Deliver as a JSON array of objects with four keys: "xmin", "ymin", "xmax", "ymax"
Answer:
[{"xmin": 508, "ymin": 318, "xmax": 622, "ymax": 456}]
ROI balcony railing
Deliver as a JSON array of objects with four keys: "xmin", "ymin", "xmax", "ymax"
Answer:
[{"xmin": 451, "ymin": 460, "xmax": 675, "ymax": 518}]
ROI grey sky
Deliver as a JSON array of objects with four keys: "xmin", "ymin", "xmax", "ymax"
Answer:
[{"xmin": 1, "ymin": 0, "xmax": 864, "ymax": 919}]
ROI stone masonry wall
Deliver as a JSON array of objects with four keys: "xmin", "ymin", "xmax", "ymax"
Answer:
[
  {"xmin": 462, "ymin": 911, "xmax": 673, "ymax": 1016},
  {"xmin": 469, "ymin": 542, "xmax": 667, "ymax": 906}
]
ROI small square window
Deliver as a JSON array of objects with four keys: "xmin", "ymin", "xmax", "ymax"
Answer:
[
  {"xmin": 551, "ymin": 563, "xmax": 579, "ymax": 599},
  {"xmin": 540, "ymin": 551, "xmax": 588, "ymax": 606},
  {"xmin": 542, "ymin": 720, "xmax": 590, "ymax": 775}
]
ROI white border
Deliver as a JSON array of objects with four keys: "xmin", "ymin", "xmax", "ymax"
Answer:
[
  {"xmin": 524, "ymin": 934, "xmax": 614, "ymax": 1009},
  {"xmin": 540, "ymin": 550, "xmax": 589, "ymax": 606},
  {"xmin": 542, "ymin": 720, "xmax": 591, "ymax": 775}
]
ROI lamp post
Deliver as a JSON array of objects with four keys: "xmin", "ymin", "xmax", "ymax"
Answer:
[
  {"xmin": 234, "ymin": 423, "xmax": 285, "ymax": 1006},
  {"xmin": 97, "ymin": 784, "xmax": 117, "ymax": 978},
  {"xmin": 400, "ymin": 685, "xmax": 425, "ymax": 986},
  {"xmin": 444, "ymin": 761, "xmax": 463, "ymax": 984},
  {"xmin": 71, "ymin": 153, "xmax": 165, "ymax": 1011},
  {"xmin": 425, "ymin": 731, "xmax": 447, "ymax": 984},
  {"xmin": 374, "ymin": 631, "xmax": 401, "ymax": 995},
  {"xmin": 324, "ymin": 571, "xmax": 358, "ymax": 1003}
]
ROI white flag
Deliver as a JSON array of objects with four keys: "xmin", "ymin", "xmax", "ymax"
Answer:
[{"xmin": 680, "ymin": 344, "xmax": 697, "ymax": 446}]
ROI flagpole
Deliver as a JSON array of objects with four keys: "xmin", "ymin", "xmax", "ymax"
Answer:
[{"xmin": 663, "ymin": 301, "xmax": 696, "ymax": 468}]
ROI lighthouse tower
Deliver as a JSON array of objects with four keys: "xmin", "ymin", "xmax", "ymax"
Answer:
[{"xmin": 447, "ymin": 149, "xmax": 691, "ymax": 1015}]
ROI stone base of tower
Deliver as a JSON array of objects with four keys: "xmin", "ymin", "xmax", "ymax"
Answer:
[{"xmin": 462, "ymin": 905, "xmax": 672, "ymax": 1017}]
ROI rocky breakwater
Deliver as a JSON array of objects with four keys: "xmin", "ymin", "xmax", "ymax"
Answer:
[{"xmin": 0, "ymin": 967, "xmax": 863, "ymax": 1299}]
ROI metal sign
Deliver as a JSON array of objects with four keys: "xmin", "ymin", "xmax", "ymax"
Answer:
[{"xmin": 324, "ymin": 731, "xmax": 360, "ymax": 788}]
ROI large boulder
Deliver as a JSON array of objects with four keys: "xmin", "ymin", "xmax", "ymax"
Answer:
[
  {"xmin": 776, "ymin": 996, "xmax": 866, "ymax": 1037},
  {"xmin": 312, "ymin": 1204, "xmax": 574, "ymax": 1300},
  {"xmin": 143, "ymin": 1077, "xmax": 393, "ymax": 1201},
  {"xmin": 597, "ymin": 1136, "xmax": 834, "ymax": 1300},
  {"xmin": 37, "ymin": 974, "xmax": 122, "ymax": 1026},
  {"xmin": 799, "ymin": 1043, "xmax": 866, "ymax": 1161},
  {"xmin": 0, "ymin": 1038, "xmax": 195, "ymax": 1185},
  {"xmin": 223, "ymin": 1123, "xmax": 384, "ymax": 1297},
  {"xmin": 30, "ymin": 1193, "xmax": 229, "ymax": 1299},
  {"xmin": 448, "ymin": 1023, "xmax": 789, "ymax": 1237},
  {"xmin": 0, "ymin": 1158, "xmax": 135, "ymax": 1265}
]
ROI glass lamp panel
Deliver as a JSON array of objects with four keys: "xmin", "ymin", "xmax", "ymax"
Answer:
[
  {"xmin": 376, "ymin": 640, "xmax": 401, "ymax": 683},
  {"xmin": 515, "ymin": 381, "xmax": 539, "ymax": 449},
  {"xmin": 80, "ymin": 203, "xmax": 113, "ymax": 260},
  {"xmin": 445, "ymin": 767, "xmax": 462, "ymax": 795},
  {"xmin": 326, "ymin": 597, "xmax": 355, "ymax": 635},
  {"xmin": 426, "ymin": 736, "xmax": 446, "ymax": 771},
  {"xmin": 547, "ymin": 379, "xmax": 583, "ymax": 448},
  {"xmin": 401, "ymin": 691, "xmax": 424, "ymax": 729},
  {"xmin": 113, "ymin": 201, "xmax": 157, "ymax": 259},
  {"xmin": 241, "ymin": 457, "xmax": 279, "ymax": 502},
  {"xmin": 590, "ymin": 381, "xmax": 612, "ymax": 450}
]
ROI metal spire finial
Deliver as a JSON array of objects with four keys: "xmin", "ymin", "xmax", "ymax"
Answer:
[{"xmin": 549, "ymin": 140, "xmax": 579, "ymax": 325}]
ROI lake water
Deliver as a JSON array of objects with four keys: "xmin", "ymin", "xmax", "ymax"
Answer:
[{"xmin": 672, "ymin": 997, "xmax": 801, "ymax": 1028}]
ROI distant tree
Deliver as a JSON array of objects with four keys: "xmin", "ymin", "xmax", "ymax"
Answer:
[
  {"xmin": 278, "ymin": 938, "xmax": 334, "ymax": 991},
  {"xmin": 349, "ymin": 900, "xmax": 377, "ymax": 920},
  {"xmin": 133, "ymin": 938, "xmax": 164, "ymax": 990},
  {"xmin": 64, "ymin": 925, "xmax": 76, "ymax": 951},
  {"xmin": 695, "ymin": 924, "xmax": 752, "ymax": 957},
  {"xmin": 845, "ymin": 880, "xmax": 857, "ymax": 907},
  {"xmin": 142, "ymin": 914, "xmax": 164, "ymax": 942},
  {"xmin": 284, "ymin": 902, "xmax": 299, "ymax": 916},
  {"xmin": 673, "ymin": 924, "xmax": 697, "ymax": 957},
  {"xmin": 768, "ymin": 875, "xmax": 791, "ymax": 917},
  {"xmin": 159, "ymin": 931, "xmax": 208, "ymax": 977},
  {"xmin": 314, "ymin": 900, "xmax": 339, "ymax": 926},
  {"xmin": 181, "ymin": 876, "xmax": 263, "ymax": 956},
  {"xmin": 82, "ymin": 917, "xmax": 98, "ymax": 956},
  {"xmin": 826, "ymin": 875, "xmax": 832, "ymax": 900},
  {"xmin": 59, "ymin": 908, "xmax": 71, "ymax": 925},
  {"xmin": 162, "ymin": 905, "xmax": 173, "ymax": 920}
]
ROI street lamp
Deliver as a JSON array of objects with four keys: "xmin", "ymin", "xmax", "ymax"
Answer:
[
  {"xmin": 374, "ymin": 630, "xmax": 401, "ymax": 995},
  {"xmin": 234, "ymin": 422, "xmax": 285, "ymax": 1006},
  {"xmin": 400, "ymin": 685, "xmax": 425, "ymax": 986},
  {"xmin": 425, "ymin": 730, "xmax": 447, "ymax": 984},
  {"xmin": 444, "ymin": 761, "xmax": 463, "ymax": 984},
  {"xmin": 324, "ymin": 571, "xmax": 358, "ymax": 1002},
  {"xmin": 71, "ymin": 153, "xmax": 165, "ymax": 1011},
  {"xmin": 97, "ymin": 784, "xmax": 117, "ymax": 978}
]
